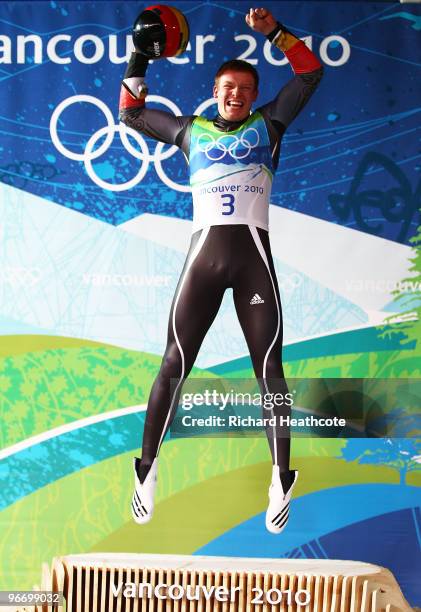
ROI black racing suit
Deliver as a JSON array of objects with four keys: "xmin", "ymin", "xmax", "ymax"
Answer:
[{"xmin": 120, "ymin": 29, "xmax": 323, "ymax": 480}]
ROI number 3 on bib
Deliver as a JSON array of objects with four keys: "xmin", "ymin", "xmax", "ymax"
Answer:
[{"xmin": 221, "ymin": 193, "xmax": 235, "ymax": 216}]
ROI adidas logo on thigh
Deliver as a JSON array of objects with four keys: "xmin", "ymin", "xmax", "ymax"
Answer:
[{"xmin": 250, "ymin": 293, "xmax": 265, "ymax": 305}]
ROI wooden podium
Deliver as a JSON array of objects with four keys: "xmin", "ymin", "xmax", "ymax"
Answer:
[{"xmin": 24, "ymin": 553, "xmax": 417, "ymax": 611}]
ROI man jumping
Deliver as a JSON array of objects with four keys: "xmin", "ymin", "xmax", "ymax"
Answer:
[{"xmin": 119, "ymin": 7, "xmax": 323, "ymax": 534}]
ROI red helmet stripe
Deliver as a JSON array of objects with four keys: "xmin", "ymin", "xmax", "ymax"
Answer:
[{"xmin": 146, "ymin": 4, "xmax": 180, "ymax": 57}]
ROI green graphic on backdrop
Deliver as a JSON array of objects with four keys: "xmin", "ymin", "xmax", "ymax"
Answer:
[{"xmin": 1, "ymin": 327, "xmax": 420, "ymax": 592}]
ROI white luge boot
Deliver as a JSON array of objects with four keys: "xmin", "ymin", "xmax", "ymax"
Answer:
[
  {"xmin": 265, "ymin": 466, "xmax": 298, "ymax": 534},
  {"xmin": 131, "ymin": 457, "xmax": 158, "ymax": 524}
]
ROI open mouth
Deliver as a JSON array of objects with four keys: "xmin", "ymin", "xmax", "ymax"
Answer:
[{"xmin": 227, "ymin": 101, "xmax": 244, "ymax": 108}]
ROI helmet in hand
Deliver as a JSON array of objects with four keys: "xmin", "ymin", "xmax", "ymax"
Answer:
[{"xmin": 133, "ymin": 5, "xmax": 190, "ymax": 58}]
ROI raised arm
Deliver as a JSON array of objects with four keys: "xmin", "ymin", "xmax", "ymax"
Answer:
[
  {"xmin": 119, "ymin": 52, "xmax": 193, "ymax": 152},
  {"xmin": 246, "ymin": 8, "xmax": 323, "ymax": 132}
]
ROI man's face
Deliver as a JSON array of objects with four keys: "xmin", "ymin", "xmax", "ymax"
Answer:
[{"xmin": 213, "ymin": 70, "xmax": 258, "ymax": 122}]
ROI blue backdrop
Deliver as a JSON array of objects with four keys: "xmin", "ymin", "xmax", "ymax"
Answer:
[{"xmin": 1, "ymin": 1, "xmax": 420, "ymax": 242}]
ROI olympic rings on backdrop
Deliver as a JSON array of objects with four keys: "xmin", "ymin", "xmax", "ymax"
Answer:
[
  {"xmin": 196, "ymin": 127, "xmax": 259, "ymax": 161},
  {"xmin": 49, "ymin": 94, "xmax": 194, "ymax": 192},
  {"xmin": 277, "ymin": 272, "xmax": 303, "ymax": 293},
  {"xmin": 85, "ymin": 124, "xmax": 149, "ymax": 192},
  {"xmin": 50, "ymin": 95, "xmax": 115, "ymax": 162}
]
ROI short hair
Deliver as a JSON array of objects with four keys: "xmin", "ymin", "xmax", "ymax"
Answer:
[{"xmin": 214, "ymin": 59, "xmax": 259, "ymax": 90}]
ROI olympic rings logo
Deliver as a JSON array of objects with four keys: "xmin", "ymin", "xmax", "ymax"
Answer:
[
  {"xmin": 50, "ymin": 95, "xmax": 218, "ymax": 193},
  {"xmin": 0, "ymin": 267, "xmax": 41, "ymax": 288},
  {"xmin": 196, "ymin": 128, "xmax": 259, "ymax": 161},
  {"xmin": 278, "ymin": 272, "xmax": 303, "ymax": 293}
]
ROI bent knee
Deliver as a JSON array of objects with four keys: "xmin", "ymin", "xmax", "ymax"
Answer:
[{"xmin": 158, "ymin": 343, "xmax": 184, "ymax": 379}]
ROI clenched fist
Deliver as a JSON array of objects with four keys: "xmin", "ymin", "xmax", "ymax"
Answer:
[{"xmin": 245, "ymin": 7, "xmax": 277, "ymax": 36}]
